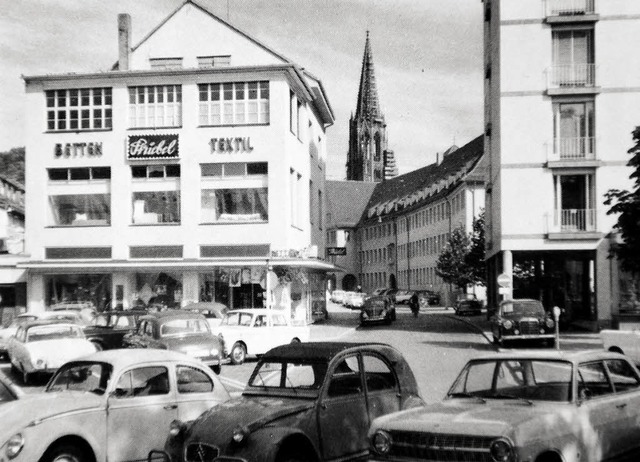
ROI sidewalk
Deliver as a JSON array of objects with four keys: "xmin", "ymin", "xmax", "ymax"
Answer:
[{"xmin": 308, "ymin": 301, "xmax": 358, "ymax": 341}]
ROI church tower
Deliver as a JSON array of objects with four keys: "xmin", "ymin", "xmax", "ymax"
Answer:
[{"xmin": 346, "ymin": 32, "xmax": 398, "ymax": 182}]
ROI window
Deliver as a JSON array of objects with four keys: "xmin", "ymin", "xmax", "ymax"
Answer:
[
  {"xmin": 553, "ymin": 173, "xmax": 595, "ymax": 231},
  {"xmin": 132, "ymin": 191, "xmax": 180, "ymax": 224},
  {"xmin": 553, "ymin": 101, "xmax": 595, "ymax": 159},
  {"xmin": 197, "ymin": 55, "xmax": 231, "ymax": 68},
  {"xmin": 201, "ymin": 162, "xmax": 267, "ymax": 178},
  {"xmin": 149, "ymin": 57, "xmax": 182, "ymax": 69},
  {"xmin": 605, "ymin": 359, "xmax": 640, "ymax": 393},
  {"xmin": 290, "ymin": 169, "xmax": 302, "ymax": 228},
  {"xmin": 115, "ymin": 367, "xmax": 170, "ymax": 398},
  {"xmin": 552, "ymin": 29, "xmax": 595, "ymax": 87},
  {"xmin": 201, "ymin": 188, "xmax": 268, "ymax": 223},
  {"xmin": 46, "ymin": 88, "xmax": 112, "ymax": 131},
  {"xmin": 328, "ymin": 356, "xmax": 361, "ymax": 397},
  {"xmin": 176, "ymin": 366, "xmax": 214, "ymax": 393},
  {"xmin": 48, "ymin": 194, "xmax": 110, "ymax": 226},
  {"xmin": 132, "ymin": 165, "xmax": 180, "ymax": 179},
  {"xmin": 198, "ymin": 81, "xmax": 269, "ymax": 126},
  {"xmin": 48, "ymin": 167, "xmax": 110, "ymax": 181},
  {"xmin": 578, "ymin": 361, "xmax": 613, "ymax": 399},
  {"xmin": 129, "ymin": 85, "xmax": 182, "ymax": 128}
]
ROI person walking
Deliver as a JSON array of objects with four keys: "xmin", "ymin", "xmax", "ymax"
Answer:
[{"xmin": 409, "ymin": 292, "xmax": 419, "ymax": 317}]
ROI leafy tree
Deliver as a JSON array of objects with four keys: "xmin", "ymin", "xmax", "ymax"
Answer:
[
  {"xmin": 0, "ymin": 147, "xmax": 25, "ymax": 185},
  {"xmin": 466, "ymin": 210, "xmax": 486, "ymax": 286},
  {"xmin": 604, "ymin": 127, "xmax": 640, "ymax": 273}
]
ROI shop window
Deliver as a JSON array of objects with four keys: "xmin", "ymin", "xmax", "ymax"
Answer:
[
  {"xmin": 46, "ymin": 88, "xmax": 112, "ymax": 131},
  {"xmin": 45, "ymin": 273, "xmax": 112, "ymax": 312},
  {"xmin": 48, "ymin": 194, "xmax": 110, "ymax": 226},
  {"xmin": 201, "ymin": 188, "xmax": 267, "ymax": 223},
  {"xmin": 128, "ymin": 85, "xmax": 182, "ymax": 128},
  {"xmin": 131, "ymin": 165, "xmax": 181, "ymax": 179},
  {"xmin": 198, "ymin": 81, "xmax": 269, "ymax": 126},
  {"xmin": 199, "ymin": 268, "xmax": 266, "ymax": 309},
  {"xmin": 132, "ymin": 272, "xmax": 182, "ymax": 309},
  {"xmin": 132, "ymin": 191, "xmax": 180, "ymax": 224},
  {"xmin": 201, "ymin": 162, "xmax": 267, "ymax": 178}
]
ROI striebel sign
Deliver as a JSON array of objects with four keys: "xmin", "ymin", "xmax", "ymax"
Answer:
[{"xmin": 127, "ymin": 134, "xmax": 179, "ymax": 160}]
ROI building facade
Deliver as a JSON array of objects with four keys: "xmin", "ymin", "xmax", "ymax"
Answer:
[
  {"xmin": 21, "ymin": 1, "xmax": 334, "ymax": 323},
  {"xmin": 483, "ymin": 0, "xmax": 640, "ymax": 328},
  {"xmin": 345, "ymin": 32, "xmax": 398, "ymax": 183},
  {"xmin": 0, "ymin": 175, "xmax": 26, "ymax": 310}
]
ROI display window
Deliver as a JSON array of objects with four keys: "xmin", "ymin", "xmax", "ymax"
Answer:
[
  {"xmin": 132, "ymin": 272, "xmax": 183, "ymax": 309},
  {"xmin": 199, "ymin": 268, "xmax": 266, "ymax": 309},
  {"xmin": 48, "ymin": 194, "xmax": 111, "ymax": 226},
  {"xmin": 45, "ymin": 273, "xmax": 112, "ymax": 312}
]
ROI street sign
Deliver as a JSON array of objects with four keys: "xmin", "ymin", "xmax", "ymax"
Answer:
[
  {"xmin": 497, "ymin": 273, "xmax": 511, "ymax": 288},
  {"xmin": 327, "ymin": 247, "xmax": 347, "ymax": 256}
]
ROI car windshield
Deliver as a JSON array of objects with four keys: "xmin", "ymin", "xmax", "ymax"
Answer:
[
  {"xmin": 8, "ymin": 316, "xmax": 37, "ymax": 328},
  {"xmin": 448, "ymin": 359, "xmax": 573, "ymax": 402},
  {"xmin": 500, "ymin": 301, "xmax": 545, "ymax": 317},
  {"xmin": 26, "ymin": 324, "xmax": 83, "ymax": 342},
  {"xmin": 222, "ymin": 312, "xmax": 254, "ymax": 326},
  {"xmin": 160, "ymin": 318, "xmax": 210, "ymax": 337},
  {"xmin": 47, "ymin": 361, "xmax": 113, "ymax": 395},
  {"xmin": 247, "ymin": 360, "xmax": 328, "ymax": 396}
]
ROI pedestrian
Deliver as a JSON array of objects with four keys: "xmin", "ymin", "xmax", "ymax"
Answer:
[{"xmin": 410, "ymin": 292, "xmax": 419, "ymax": 317}]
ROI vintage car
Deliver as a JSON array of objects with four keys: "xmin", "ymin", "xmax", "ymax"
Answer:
[
  {"xmin": 342, "ymin": 290, "xmax": 357, "ymax": 307},
  {"xmin": 369, "ymin": 350, "xmax": 640, "ymax": 462},
  {"xmin": 7, "ymin": 320, "xmax": 97, "ymax": 384},
  {"xmin": 183, "ymin": 301, "xmax": 229, "ymax": 333},
  {"xmin": 152, "ymin": 342, "xmax": 424, "ymax": 462},
  {"xmin": 216, "ymin": 308, "xmax": 310, "ymax": 365},
  {"xmin": 417, "ymin": 289, "xmax": 441, "ymax": 307},
  {"xmin": 360, "ymin": 295, "xmax": 396, "ymax": 325},
  {"xmin": 345, "ymin": 292, "xmax": 367, "ymax": 309},
  {"xmin": 0, "ymin": 349, "xmax": 230, "ymax": 462},
  {"xmin": 330, "ymin": 289, "xmax": 346, "ymax": 304},
  {"xmin": 123, "ymin": 310, "xmax": 225, "ymax": 374},
  {"xmin": 454, "ymin": 293, "xmax": 483, "ymax": 316},
  {"xmin": 600, "ymin": 328, "xmax": 640, "ymax": 364},
  {"xmin": 82, "ymin": 309, "xmax": 148, "ymax": 351},
  {"xmin": 394, "ymin": 290, "xmax": 414, "ymax": 305},
  {"xmin": 490, "ymin": 298, "xmax": 556, "ymax": 347}
]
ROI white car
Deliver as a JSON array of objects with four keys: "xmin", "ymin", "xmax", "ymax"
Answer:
[
  {"xmin": 7, "ymin": 320, "xmax": 96, "ymax": 384},
  {"xmin": 0, "ymin": 349, "xmax": 230, "ymax": 462},
  {"xmin": 217, "ymin": 308, "xmax": 310, "ymax": 365},
  {"xmin": 600, "ymin": 328, "xmax": 640, "ymax": 364}
]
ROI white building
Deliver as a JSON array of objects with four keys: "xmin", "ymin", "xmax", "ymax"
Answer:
[
  {"xmin": 21, "ymin": 1, "xmax": 334, "ymax": 323},
  {"xmin": 484, "ymin": 0, "xmax": 640, "ymax": 328}
]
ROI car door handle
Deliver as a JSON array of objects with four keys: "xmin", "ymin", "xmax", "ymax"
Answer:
[{"xmin": 164, "ymin": 404, "xmax": 178, "ymax": 410}]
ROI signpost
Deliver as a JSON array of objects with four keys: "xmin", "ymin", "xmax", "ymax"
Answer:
[{"xmin": 497, "ymin": 273, "xmax": 511, "ymax": 298}]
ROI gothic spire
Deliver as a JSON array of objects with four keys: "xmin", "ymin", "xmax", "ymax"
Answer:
[{"xmin": 355, "ymin": 31, "xmax": 382, "ymax": 120}]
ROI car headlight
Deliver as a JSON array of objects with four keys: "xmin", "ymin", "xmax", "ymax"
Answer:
[
  {"xmin": 5, "ymin": 433, "xmax": 24, "ymax": 459},
  {"xmin": 232, "ymin": 425, "xmax": 250, "ymax": 444},
  {"xmin": 546, "ymin": 318, "xmax": 555, "ymax": 329},
  {"xmin": 169, "ymin": 419, "xmax": 186, "ymax": 438},
  {"xmin": 210, "ymin": 347, "xmax": 219, "ymax": 357},
  {"xmin": 502, "ymin": 320, "xmax": 513, "ymax": 330},
  {"xmin": 490, "ymin": 438, "xmax": 513, "ymax": 462},
  {"xmin": 35, "ymin": 359, "xmax": 45, "ymax": 368},
  {"xmin": 372, "ymin": 430, "xmax": 392, "ymax": 455}
]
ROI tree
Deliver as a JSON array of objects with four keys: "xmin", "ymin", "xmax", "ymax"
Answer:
[
  {"xmin": 604, "ymin": 127, "xmax": 640, "ymax": 273},
  {"xmin": 466, "ymin": 210, "xmax": 486, "ymax": 286},
  {"xmin": 0, "ymin": 147, "xmax": 25, "ymax": 185}
]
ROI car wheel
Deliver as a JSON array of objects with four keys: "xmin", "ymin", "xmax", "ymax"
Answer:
[
  {"xmin": 230, "ymin": 342, "xmax": 246, "ymax": 365},
  {"xmin": 290, "ymin": 337, "xmax": 301, "ymax": 344},
  {"xmin": 43, "ymin": 443, "xmax": 88, "ymax": 462}
]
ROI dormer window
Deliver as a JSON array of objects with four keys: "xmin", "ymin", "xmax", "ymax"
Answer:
[
  {"xmin": 197, "ymin": 55, "xmax": 231, "ymax": 68},
  {"xmin": 149, "ymin": 57, "xmax": 183, "ymax": 70}
]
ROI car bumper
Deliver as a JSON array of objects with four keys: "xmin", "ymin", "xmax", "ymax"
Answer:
[{"xmin": 502, "ymin": 334, "xmax": 555, "ymax": 340}]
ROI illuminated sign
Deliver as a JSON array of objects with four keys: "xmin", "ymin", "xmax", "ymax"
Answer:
[{"xmin": 127, "ymin": 134, "xmax": 179, "ymax": 160}]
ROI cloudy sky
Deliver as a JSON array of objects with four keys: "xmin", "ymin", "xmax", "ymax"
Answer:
[{"xmin": 0, "ymin": 0, "xmax": 483, "ymax": 179}]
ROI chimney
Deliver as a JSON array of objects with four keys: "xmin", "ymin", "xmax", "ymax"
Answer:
[{"xmin": 118, "ymin": 14, "xmax": 131, "ymax": 71}]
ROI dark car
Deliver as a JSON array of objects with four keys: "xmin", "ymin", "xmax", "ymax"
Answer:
[
  {"xmin": 490, "ymin": 299, "xmax": 556, "ymax": 347},
  {"xmin": 454, "ymin": 293, "xmax": 483, "ymax": 316},
  {"xmin": 183, "ymin": 301, "xmax": 229, "ymax": 332},
  {"xmin": 123, "ymin": 310, "xmax": 225, "ymax": 373},
  {"xmin": 417, "ymin": 289, "xmax": 441, "ymax": 307},
  {"xmin": 82, "ymin": 309, "xmax": 147, "ymax": 350},
  {"xmin": 153, "ymin": 342, "xmax": 424, "ymax": 462},
  {"xmin": 360, "ymin": 295, "xmax": 396, "ymax": 325}
]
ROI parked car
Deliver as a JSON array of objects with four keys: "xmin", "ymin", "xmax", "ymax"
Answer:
[
  {"xmin": 372, "ymin": 287, "xmax": 388, "ymax": 296},
  {"xmin": 183, "ymin": 301, "xmax": 229, "ymax": 333},
  {"xmin": 454, "ymin": 293, "xmax": 483, "ymax": 316},
  {"xmin": 394, "ymin": 290, "xmax": 414, "ymax": 305},
  {"xmin": 382, "ymin": 288, "xmax": 398, "ymax": 302},
  {"xmin": 490, "ymin": 298, "xmax": 556, "ymax": 347},
  {"xmin": 217, "ymin": 308, "xmax": 310, "ymax": 365},
  {"xmin": 600, "ymin": 328, "xmax": 640, "ymax": 364},
  {"xmin": 360, "ymin": 295, "xmax": 396, "ymax": 325},
  {"xmin": 0, "ymin": 349, "xmax": 230, "ymax": 462},
  {"xmin": 342, "ymin": 290, "xmax": 357, "ymax": 307},
  {"xmin": 417, "ymin": 289, "xmax": 441, "ymax": 307},
  {"xmin": 153, "ymin": 342, "xmax": 424, "ymax": 462},
  {"xmin": 123, "ymin": 310, "xmax": 225, "ymax": 374},
  {"xmin": 369, "ymin": 349, "xmax": 640, "ymax": 462},
  {"xmin": 346, "ymin": 292, "xmax": 367, "ymax": 309},
  {"xmin": 50, "ymin": 302, "xmax": 97, "ymax": 323},
  {"xmin": 7, "ymin": 320, "xmax": 97, "ymax": 384},
  {"xmin": 82, "ymin": 309, "xmax": 148, "ymax": 351},
  {"xmin": 0, "ymin": 370, "xmax": 22, "ymax": 404},
  {"xmin": 330, "ymin": 289, "xmax": 346, "ymax": 304}
]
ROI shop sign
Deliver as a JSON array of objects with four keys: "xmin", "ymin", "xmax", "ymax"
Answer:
[
  {"xmin": 210, "ymin": 137, "xmax": 254, "ymax": 154},
  {"xmin": 271, "ymin": 245, "xmax": 318, "ymax": 259},
  {"xmin": 327, "ymin": 247, "xmax": 347, "ymax": 256},
  {"xmin": 54, "ymin": 142, "xmax": 103, "ymax": 158},
  {"xmin": 127, "ymin": 134, "xmax": 179, "ymax": 160}
]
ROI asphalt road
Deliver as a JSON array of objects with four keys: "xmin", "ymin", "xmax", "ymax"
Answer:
[{"xmin": 0, "ymin": 303, "xmax": 604, "ymax": 403}]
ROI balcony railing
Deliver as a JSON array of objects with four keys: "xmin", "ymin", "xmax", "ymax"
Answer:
[
  {"xmin": 547, "ymin": 63, "xmax": 596, "ymax": 89},
  {"xmin": 549, "ymin": 137, "xmax": 596, "ymax": 161},
  {"xmin": 554, "ymin": 208, "xmax": 597, "ymax": 232},
  {"xmin": 544, "ymin": 0, "xmax": 595, "ymax": 17}
]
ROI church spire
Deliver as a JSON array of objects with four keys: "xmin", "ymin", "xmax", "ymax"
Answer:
[{"xmin": 355, "ymin": 31, "xmax": 382, "ymax": 120}]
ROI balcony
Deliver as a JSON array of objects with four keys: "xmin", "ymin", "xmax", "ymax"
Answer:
[
  {"xmin": 546, "ymin": 208, "xmax": 602, "ymax": 239},
  {"xmin": 547, "ymin": 137, "xmax": 598, "ymax": 164},
  {"xmin": 547, "ymin": 63, "xmax": 596, "ymax": 88},
  {"xmin": 544, "ymin": 0, "xmax": 597, "ymax": 19}
]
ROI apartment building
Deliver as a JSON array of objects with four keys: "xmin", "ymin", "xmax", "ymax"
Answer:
[
  {"xmin": 484, "ymin": 0, "xmax": 640, "ymax": 328},
  {"xmin": 20, "ymin": 1, "xmax": 334, "ymax": 323},
  {"xmin": 0, "ymin": 175, "xmax": 26, "ymax": 309}
]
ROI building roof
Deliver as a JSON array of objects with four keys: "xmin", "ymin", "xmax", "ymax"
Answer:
[
  {"xmin": 360, "ymin": 135, "xmax": 484, "ymax": 223},
  {"xmin": 326, "ymin": 180, "xmax": 378, "ymax": 229}
]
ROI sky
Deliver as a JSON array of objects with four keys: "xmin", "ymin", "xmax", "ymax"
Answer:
[{"xmin": 0, "ymin": 0, "xmax": 484, "ymax": 180}]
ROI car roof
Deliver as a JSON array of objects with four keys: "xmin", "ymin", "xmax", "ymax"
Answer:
[
  {"xmin": 23, "ymin": 319, "xmax": 83, "ymax": 328},
  {"xmin": 99, "ymin": 309, "xmax": 148, "ymax": 316},
  {"xmin": 140, "ymin": 309, "xmax": 206, "ymax": 321},
  {"xmin": 469, "ymin": 349, "xmax": 626, "ymax": 363},
  {"xmin": 500, "ymin": 298, "xmax": 541, "ymax": 305},
  {"xmin": 69, "ymin": 348, "xmax": 210, "ymax": 371},
  {"xmin": 262, "ymin": 342, "xmax": 397, "ymax": 362},
  {"xmin": 183, "ymin": 302, "xmax": 227, "ymax": 311},
  {"xmin": 227, "ymin": 308, "xmax": 278, "ymax": 316}
]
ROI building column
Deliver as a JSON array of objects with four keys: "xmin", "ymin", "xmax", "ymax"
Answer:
[
  {"xmin": 502, "ymin": 250, "xmax": 513, "ymax": 300},
  {"xmin": 27, "ymin": 272, "xmax": 45, "ymax": 313}
]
